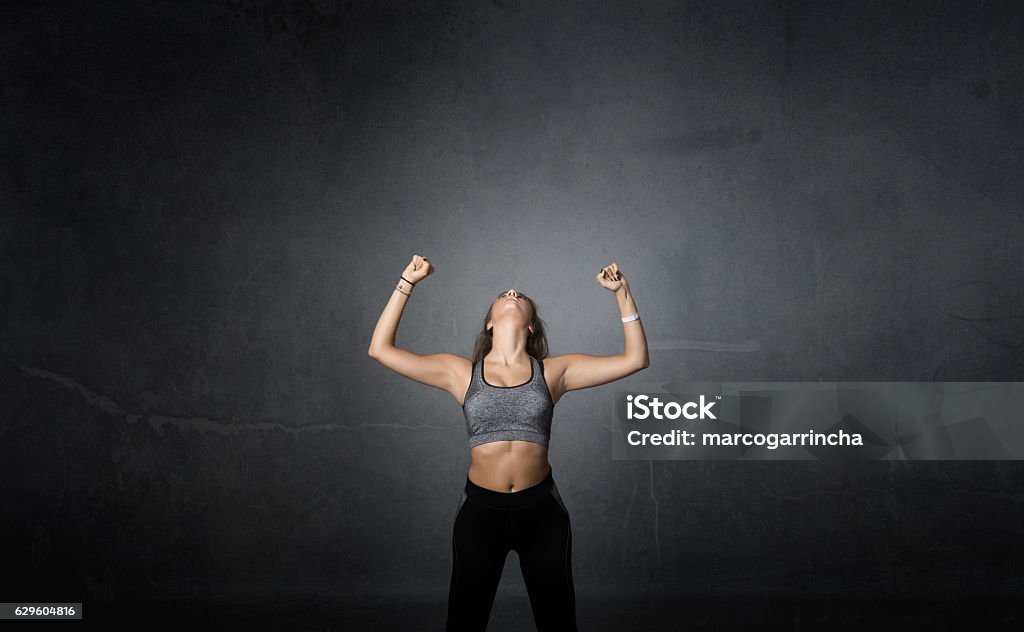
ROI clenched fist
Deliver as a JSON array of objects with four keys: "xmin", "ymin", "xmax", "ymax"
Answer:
[
  {"xmin": 403, "ymin": 254, "xmax": 434, "ymax": 284},
  {"xmin": 596, "ymin": 262, "xmax": 626, "ymax": 293}
]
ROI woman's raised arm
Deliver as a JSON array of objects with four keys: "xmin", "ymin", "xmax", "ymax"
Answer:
[
  {"xmin": 544, "ymin": 263, "xmax": 650, "ymax": 400},
  {"xmin": 367, "ymin": 255, "xmax": 467, "ymax": 395}
]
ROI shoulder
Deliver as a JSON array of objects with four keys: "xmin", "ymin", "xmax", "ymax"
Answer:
[
  {"xmin": 540, "ymin": 352, "xmax": 581, "ymax": 381},
  {"xmin": 439, "ymin": 354, "xmax": 474, "ymax": 406},
  {"xmin": 425, "ymin": 352, "xmax": 472, "ymax": 371},
  {"xmin": 446, "ymin": 354, "xmax": 474, "ymax": 381},
  {"xmin": 538, "ymin": 354, "xmax": 579, "ymax": 375},
  {"xmin": 422, "ymin": 353, "xmax": 473, "ymax": 392},
  {"xmin": 537, "ymin": 354, "xmax": 573, "ymax": 402}
]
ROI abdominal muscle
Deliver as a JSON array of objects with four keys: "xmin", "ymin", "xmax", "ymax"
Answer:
[{"xmin": 468, "ymin": 440, "xmax": 551, "ymax": 492}]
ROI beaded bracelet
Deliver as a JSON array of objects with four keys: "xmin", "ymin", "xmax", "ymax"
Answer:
[{"xmin": 396, "ymin": 277, "xmax": 414, "ymax": 296}]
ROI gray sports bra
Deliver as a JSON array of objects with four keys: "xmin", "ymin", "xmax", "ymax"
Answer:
[{"xmin": 462, "ymin": 355, "xmax": 554, "ymax": 448}]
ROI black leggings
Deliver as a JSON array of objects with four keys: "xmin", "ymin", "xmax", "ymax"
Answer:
[{"xmin": 446, "ymin": 466, "xmax": 578, "ymax": 631}]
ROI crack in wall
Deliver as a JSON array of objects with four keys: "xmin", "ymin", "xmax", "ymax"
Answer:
[
  {"xmin": 648, "ymin": 339, "xmax": 762, "ymax": 352},
  {"xmin": 10, "ymin": 358, "xmax": 458, "ymax": 436}
]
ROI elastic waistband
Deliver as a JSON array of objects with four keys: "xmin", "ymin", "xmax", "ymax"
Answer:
[{"xmin": 464, "ymin": 466, "xmax": 554, "ymax": 510}]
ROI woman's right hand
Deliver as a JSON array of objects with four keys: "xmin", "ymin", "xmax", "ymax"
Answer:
[{"xmin": 402, "ymin": 254, "xmax": 434, "ymax": 284}]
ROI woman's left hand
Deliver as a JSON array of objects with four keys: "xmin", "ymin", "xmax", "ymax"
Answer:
[{"xmin": 596, "ymin": 262, "xmax": 626, "ymax": 293}]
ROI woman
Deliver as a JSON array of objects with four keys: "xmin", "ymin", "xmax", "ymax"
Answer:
[{"xmin": 367, "ymin": 255, "xmax": 650, "ymax": 631}]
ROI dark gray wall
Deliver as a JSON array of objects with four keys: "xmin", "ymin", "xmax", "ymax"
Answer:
[{"xmin": 3, "ymin": 0, "xmax": 1023, "ymax": 628}]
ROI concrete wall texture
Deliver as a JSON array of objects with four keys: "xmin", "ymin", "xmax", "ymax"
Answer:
[{"xmin": 3, "ymin": 0, "xmax": 1023, "ymax": 628}]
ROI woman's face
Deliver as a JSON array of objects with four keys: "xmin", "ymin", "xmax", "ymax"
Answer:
[{"xmin": 489, "ymin": 288, "xmax": 533, "ymax": 330}]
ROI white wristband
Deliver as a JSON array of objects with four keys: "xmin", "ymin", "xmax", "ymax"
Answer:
[{"xmin": 621, "ymin": 312, "xmax": 640, "ymax": 323}]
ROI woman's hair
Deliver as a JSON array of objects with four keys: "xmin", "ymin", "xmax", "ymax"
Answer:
[{"xmin": 471, "ymin": 290, "xmax": 549, "ymax": 363}]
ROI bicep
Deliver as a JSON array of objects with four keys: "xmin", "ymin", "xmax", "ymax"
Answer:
[
  {"xmin": 370, "ymin": 348, "xmax": 467, "ymax": 394},
  {"xmin": 553, "ymin": 353, "xmax": 646, "ymax": 393}
]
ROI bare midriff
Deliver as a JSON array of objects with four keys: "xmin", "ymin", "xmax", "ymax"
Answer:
[{"xmin": 468, "ymin": 440, "xmax": 551, "ymax": 492}]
